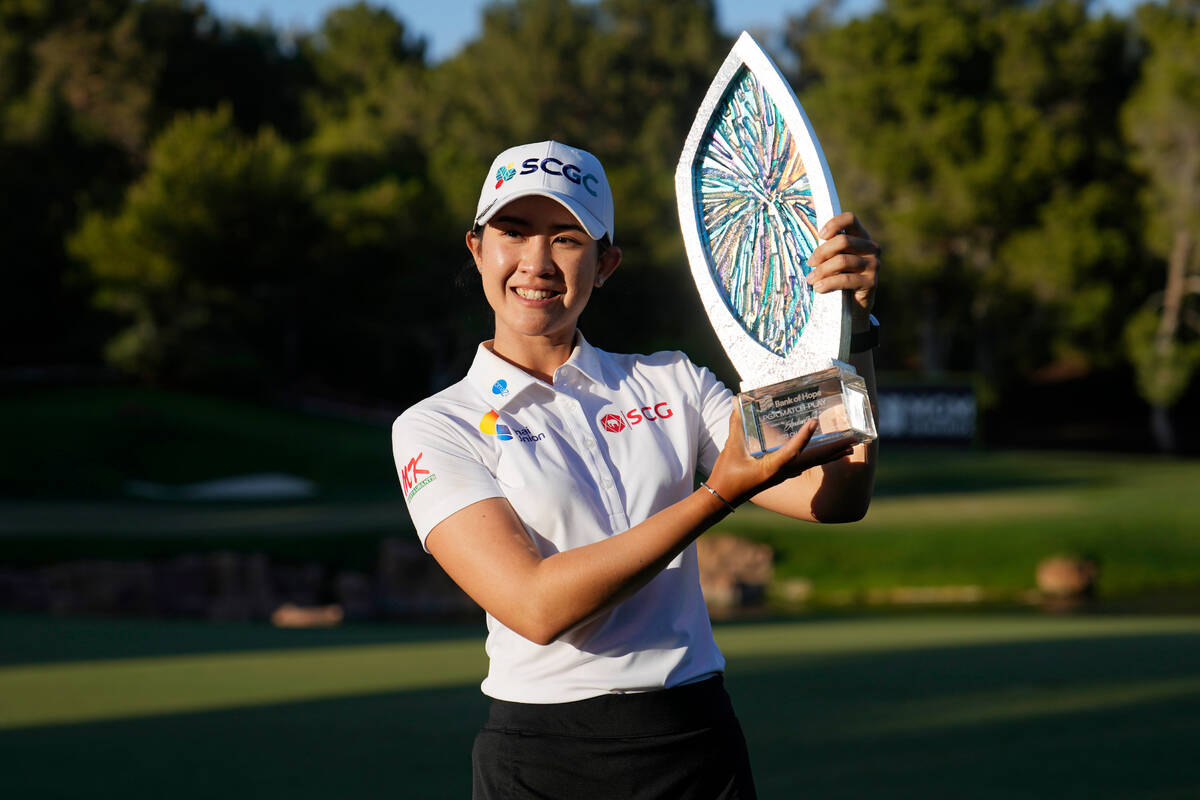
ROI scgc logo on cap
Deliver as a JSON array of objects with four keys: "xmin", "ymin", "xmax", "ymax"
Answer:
[
  {"xmin": 518, "ymin": 157, "xmax": 600, "ymax": 197},
  {"xmin": 494, "ymin": 164, "xmax": 516, "ymax": 189},
  {"xmin": 476, "ymin": 140, "xmax": 614, "ymax": 242}
]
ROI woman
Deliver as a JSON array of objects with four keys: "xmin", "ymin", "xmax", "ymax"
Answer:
[{"xmin": 392, "ymin": 140, "xmax": 880, "ymax": 799}]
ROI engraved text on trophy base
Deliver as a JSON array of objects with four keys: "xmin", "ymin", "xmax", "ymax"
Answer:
[{"xmin": 738, "ymin": 364, "xmax": 877, "ymax": 458}]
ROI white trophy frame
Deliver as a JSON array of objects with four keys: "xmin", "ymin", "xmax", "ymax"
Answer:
[{"xmin": 675, "ymin": 32, "xmax": 850, "ymax": 392}]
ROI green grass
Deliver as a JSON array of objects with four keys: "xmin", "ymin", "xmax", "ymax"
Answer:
[
  {"xmin": 0, "ymin": 499, "xmax": 406, "ymax": 569},
  {"xmin": 0, "ymin": 386, "xmax": 397, "ymax": 498},
  {"xmin": 722, "ymin": 447, "xmax": 1200, "ymax": 599},
  {"xmin": 0, "ymin": 386, "xmax": 407, "ymax": 567},
  {"xmin": 2, "ymin": 613, "xmax": 1199, "ymax": 798},
  {"xmin": 2, "ymin": 387, "xmax": 1199, "ymax": 596}
]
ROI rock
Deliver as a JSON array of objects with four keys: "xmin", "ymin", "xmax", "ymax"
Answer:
[
  {"xmin": 697, "ymin": 534, "xmax": 774, "ymax": 611},
  {"xmin": 0, "ymin": 538, "xmax": 478, "ymax": 621},
  {"xmin": 334, "ymin": 570, "xmax": 375, "ymax": 620},
  {"xmin": 209, "ymin": 551, "xmax": 254, "ymax": 620},
  {"xmin": 271, "ymin": 602, "xmax": 344, "ymax": 628},
  {"xmin": 0, "ymin": 567, "xmax": 49, "ymax": 611},
  {"xmin": 124, "ymin": 473, "xmax": 317, "ymax": 501},
  {"xmin": 41, "ymin": 560, "xmax": 156, "ymax": 615},
  {"xmin": 271, "ymin": 560, "xmax": 325, "ymax": 610},
  {"xmin": 155, "ymin": 554, "xmax": 212, "ymax": 617},
  {"xmin": 1036, "ymin": 555, "xmax": 1098, "ymax": 598},
  {"xmin": 376, "ymin": 537, "xmax": 477, "ymax": 617},
  {"xmin": 865, "ymin": 585, "xmax": 984, "ymax": 605},
  {"xmin": 778, "ymin": 578, "xmax": 813, "ymax": 605}
]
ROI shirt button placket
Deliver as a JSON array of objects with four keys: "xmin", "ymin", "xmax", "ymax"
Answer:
[{"xmin": 561, "ymin": 382, "xmax": 626, "ymax": 528}]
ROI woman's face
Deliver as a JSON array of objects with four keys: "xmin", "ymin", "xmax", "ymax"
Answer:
[{"xmin": 467, "ymin": 194, "xmax": 620, "ymax": 351}]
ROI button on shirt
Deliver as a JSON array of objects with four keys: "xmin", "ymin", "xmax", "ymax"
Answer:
[{"xmin": 391, "ymin": 333, "xmax": 735, "ymax": 703}]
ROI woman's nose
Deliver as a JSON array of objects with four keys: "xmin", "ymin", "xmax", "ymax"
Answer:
[{"xmin": 518, "ymin": 237, "xmax": 555, "ymax": 275}]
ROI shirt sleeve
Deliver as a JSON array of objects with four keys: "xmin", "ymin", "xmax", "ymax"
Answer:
[
  {"xmin": 391, "ymin": 407, "xmax": 506, "ymax": 551},
  {"xmin": 690, "ymin": 359, "xmax": 735, "ymax": 477}
]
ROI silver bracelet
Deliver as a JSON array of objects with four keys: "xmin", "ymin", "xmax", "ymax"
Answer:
[{"xmin": 700, "ymin": 481, "xmax": 736, "ymax": 513}]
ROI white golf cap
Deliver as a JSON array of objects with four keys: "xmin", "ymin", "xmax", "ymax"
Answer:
[{"xmin": 474, "ymin": 140, "xmax": 614, "ymax": 241}]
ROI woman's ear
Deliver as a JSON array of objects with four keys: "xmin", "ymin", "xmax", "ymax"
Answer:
[
  {"xmin": 595, "ymin": 245, "xmax": 622, "ymax": 287},
  {"xmin": 465, "ymin": 229, "xmax": 484, "ymax": 273}
]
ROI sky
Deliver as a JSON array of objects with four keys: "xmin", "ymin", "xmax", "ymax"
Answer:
[
  {"xmin": 204, "ymin": 0, "xmax": 1141, "ymax": 63},
  {"xmin": 204, "ymin": 1, "xmax": 862, "ymax": 61}
]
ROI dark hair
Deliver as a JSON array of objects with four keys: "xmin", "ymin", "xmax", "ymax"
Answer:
[{"xmin": 457, "ymin": 229, "xmax": 482, "ymax": 293}]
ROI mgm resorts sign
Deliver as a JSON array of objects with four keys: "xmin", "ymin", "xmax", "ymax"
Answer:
[{"xmin": 877, "ymin": 385, "xmax": 976, "ymax": 444}]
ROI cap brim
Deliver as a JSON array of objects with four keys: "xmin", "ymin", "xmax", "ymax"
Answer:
[{"xmin": 475, "ymin": 189, "xmax": 608, "ymax": 241}]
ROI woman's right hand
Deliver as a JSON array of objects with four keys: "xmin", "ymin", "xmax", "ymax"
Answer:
[{"xmin": 705, "ymin": 401, "xmax": 855, "ymax": 507}]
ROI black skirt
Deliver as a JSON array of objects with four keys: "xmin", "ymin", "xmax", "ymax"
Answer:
[{"xmin": 471, "ymin": 675, "xmax": 757, "ymax": 799}]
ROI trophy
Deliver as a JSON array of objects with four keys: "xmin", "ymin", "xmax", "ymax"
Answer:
[{"xmin": 676, "ymin": 33, "xmax": 877, "ymax": 457}]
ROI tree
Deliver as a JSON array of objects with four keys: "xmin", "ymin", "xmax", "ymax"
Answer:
[
  {"xmin": 15, "ymin": 0, "xmax": 308, "ymax": 163},
  {"xmin": 1121, "ymin": 0, "xmax": 1200, "ymax": 452},
  {"xmin": 0, "ymin": 0, "xmax": 141, "ymax": 368},
  {"xmin": 785, "ymin": 0, "xmax": 1137, "ymax": 397},
  {"xmin": 69, "ymin": 106, "xmax": 324, "ymax": 388},
  {"xmin": 568, "ymin": 0, "xmax": 732, "ymax": 363},
  {"xmin": 421, "ymin": 0, "xmax": 605, "ymax": 225},
  {"xmin": 300, "ymin": 3, "xmax": 463, "ymax": 396},
  {"xmin": 0, "ymin": 0, "xmax": 310, "ymax": 370},
  {"xmin": 420, "ymin": 0, "xmax": 730, "ymax": 365}
]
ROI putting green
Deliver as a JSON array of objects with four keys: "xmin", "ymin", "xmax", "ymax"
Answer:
[
  {"xmin": 4, "ymin": 614, "xmax": 1199, "ymax": 731},
  {"xmin": 0, "ymin": 638, "xmax": 485, "ymax": 730}
]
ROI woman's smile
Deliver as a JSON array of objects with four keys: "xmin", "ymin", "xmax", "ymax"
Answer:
[{"xmin": 513, "ymin": 286, "xmax": 562, "ymax": 303}]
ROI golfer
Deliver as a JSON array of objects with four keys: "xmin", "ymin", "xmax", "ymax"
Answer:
[{"xmin": 392, "ymin": 140, "xmax": 880, "ymax": 799}]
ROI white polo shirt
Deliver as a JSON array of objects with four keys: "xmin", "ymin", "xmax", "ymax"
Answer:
[{"xmin": 391, "ymin": 333, "xmax": 734, "ymax": 703}]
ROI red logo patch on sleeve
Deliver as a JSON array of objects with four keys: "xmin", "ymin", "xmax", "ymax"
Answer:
[{"xmin": 400, "ymin": 452, "xmax": 436, "ymax": 500}]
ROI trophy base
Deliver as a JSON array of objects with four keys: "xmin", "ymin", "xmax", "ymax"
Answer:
[{"xmin": 738, "ymin": 364, "xmax": 877, "ymax": 458}]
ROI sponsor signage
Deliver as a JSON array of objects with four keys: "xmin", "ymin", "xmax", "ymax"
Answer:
[{"xmin": 877, "ymin": 386, "xmax": 976, "ymax": 442}]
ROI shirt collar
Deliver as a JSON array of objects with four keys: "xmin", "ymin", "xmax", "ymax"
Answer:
[
  {"xmin": 466, "ymin": 331, "xmax": 605, "ymax": 408},
  {"xmin": 466, "ymin": 343, "xmax": 540, "ymax": 409},
  {"xmin": 555, "ymin": 331, "xmax": 605, "ymax": 387}
]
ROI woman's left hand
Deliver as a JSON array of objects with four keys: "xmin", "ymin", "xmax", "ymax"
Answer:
[
  {"xmin": 707, "ymin": 406, "xmax": 855, "ymax": 508},
  {"xmin": 805, "ymin": 211, "xmax": 880, "ymax": 328}
]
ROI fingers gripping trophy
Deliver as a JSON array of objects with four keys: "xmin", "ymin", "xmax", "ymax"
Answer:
[{"xmin": 676, "ymin": 33, "xmax": 879, "ymax": 457}]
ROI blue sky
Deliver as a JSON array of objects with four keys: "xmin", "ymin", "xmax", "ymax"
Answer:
[{"xmin": 207, "ymin": 0, "xmax": 1141, "ymax": 63}]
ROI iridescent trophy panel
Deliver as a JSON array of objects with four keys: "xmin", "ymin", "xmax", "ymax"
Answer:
[
  {"xmin": 694, "ymin": 66, "xmax": 819, "ymax": 359},
  {"xmin": 677, "ymin": 33, "xmax": 876, "ymax": 455},
  {"xmin": 677, "ymin": 32, "xmax": 846, "ymax": 390}
]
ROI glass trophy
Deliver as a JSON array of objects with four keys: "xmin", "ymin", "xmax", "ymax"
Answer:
[
  {"xmin": 676, "ymin": 33, "xmax": 877, "ymax": 457},
  {"xmin": 739, "ymin": 364, "xmax": 874, "ymax": 457}
]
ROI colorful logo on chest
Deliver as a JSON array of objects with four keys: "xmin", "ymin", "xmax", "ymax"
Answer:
[
  {"xmin": 480, "ymin": 409, "xmax": 545, "ymax": 444},
  {"xmin": 480, "ymin": 409, "xmax": 513, "ymax": 440}
]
